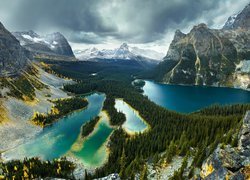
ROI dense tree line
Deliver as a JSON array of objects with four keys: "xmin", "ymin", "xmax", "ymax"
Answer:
[
  {"xmin": 0, "ymin": 157, "xmax": 75, "ymax": 179},
  {"xmin": 103, "ymin": 96, "xmax": 126, "ymax": 126},
  {"xmin": 32, "ymin": 97, "xmax": 88, "ymax": 127},
  {"xmin": 195, "ymin": 104, "xmax": 250, "ymax": 116},
  {"xmin": 81, "ymin": 116, "xmax": 100, "ymax": 138},
  {"xmin": 36, "ymin": 61, "xmax": 250, "ymax": 178}
]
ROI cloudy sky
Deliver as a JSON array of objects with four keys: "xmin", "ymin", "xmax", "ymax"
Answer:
[{"xmin": 0, "ymin": 0, "xmax": 248, "ymax": 53}]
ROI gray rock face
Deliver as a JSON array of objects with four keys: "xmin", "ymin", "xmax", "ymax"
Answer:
[
  {"xmin": 0, "ymin": 22, "xmax": 28, "ymax": 76},
  {"xmin": 238, "ymin": 111, "xmax": 250, "ymax": 161},
  {"xmin": 157, "ymin": 4, "xmax": 249, "ymax": 88},
  {"xmin": 200, "ymin": 111, "xmax": 250, "ymax": 180},
  {"xmin": 13, "ymin": 31, "xmax": 75, "ymax": 57}
]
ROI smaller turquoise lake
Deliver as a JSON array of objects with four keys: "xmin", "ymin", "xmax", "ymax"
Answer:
[
  {"xmin": 115, "ymin": 99, "xmax": 147, "ymax": 133},
  {"xmin": 143, "ymin": 80, "xmax": 250, "ymax": 113}
]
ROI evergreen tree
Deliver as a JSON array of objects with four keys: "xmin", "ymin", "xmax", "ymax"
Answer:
[
  {"xmin": 166, "ymin": 140, "xmax": 176, "ymax": 163},
  {"xmin": 140, "ymin": 165, "xmax": 148, "ymax": 180},
  {"xmin": 119, "ymin": 148, "xmax": 126, "ymax": 178}
]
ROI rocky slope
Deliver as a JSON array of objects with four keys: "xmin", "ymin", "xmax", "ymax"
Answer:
[
  {"xmin": 155, "ymin": 3, "xmax": 250, "ymax": 90},
  {"xmin": 0, "ymin": 63, "xmax": 74, "ymax": 152},
  {"xmin": 200, "ymin": 111, "xmax": 250, "ymax": 179},
  {"xmin": 0, "ymin": 22, "xmax": 29, "ymax": 76},
  {"xmin": 13, "ymin": 30, "xmax": 75, "ymax": 58}
]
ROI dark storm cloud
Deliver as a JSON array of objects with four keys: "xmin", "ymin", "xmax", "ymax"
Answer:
[
  {"xmin": 0, "ymin": 0, "xmax": 248, "ymax": 44},
  {"xmin": 0, "ymin": 0, "xmax": 117, "ymax": 32}
]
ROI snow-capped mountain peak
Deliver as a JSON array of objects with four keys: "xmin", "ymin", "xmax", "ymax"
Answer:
[{"xmin": 74, "ymin": 43, "xmax": 164, "ymax": 62}]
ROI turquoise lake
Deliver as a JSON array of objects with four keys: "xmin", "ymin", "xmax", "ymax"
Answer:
[
  {"xmin": 3, "ymin": 93, "xmax": 107, "ymax": 166},
  {"xmin": 143, "ymin": 80, "xmax": 250, "ymax": 113},
  {"xmin": 115, "ymin": 99, "xmax": 147, "ymax": 133}
]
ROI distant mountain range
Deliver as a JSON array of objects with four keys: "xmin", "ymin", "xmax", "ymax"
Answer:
[
  {"xmin": 154, "ymin": 3, "xmax": 250, "ymax": 90},
  {"xmin": 74, "ymin": 43, "xmax": 164, "ymax": 62},
  {"xmin": 13, "ymin": 30, "xmax": 75, "ymax": 58}
]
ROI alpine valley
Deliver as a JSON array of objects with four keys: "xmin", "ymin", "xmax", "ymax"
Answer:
[{"xmin": 0, "ymin": 1, "xmax": 250, "ymax": 180}]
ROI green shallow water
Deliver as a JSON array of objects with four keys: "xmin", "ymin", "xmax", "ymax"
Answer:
[
  {"xmin": 143, "ymin": 80, "xmax": 250, "ymax": 113},
  {"xmin": 71, "ymin": 115, "xmax": 113, "ymax": 168},
  {"xmin": 3, "ymin": 93, "xmax": 109, "ymax": 167}
]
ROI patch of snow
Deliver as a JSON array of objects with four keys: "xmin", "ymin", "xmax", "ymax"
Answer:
[
  {"xmin": 22, "ymin": 34, "xmax": 34, "ymax": 41},
  {"xmin": 50, "ymin": 45, "xmax": 56, "ymax": 49},
  {"xmin": 33, "ymin": 37, "xmax": 44, "ymax": 43},
  {"xmin": 224, "ymin": 13, "xmax": 238, "ymax": 27},
  {"xmin": 91, "ymin": 73, "xmax": 97, "ymax": 76},
  {"xmin": 52, "ymin": 41, "xmax": 58, "ymax": 45}
]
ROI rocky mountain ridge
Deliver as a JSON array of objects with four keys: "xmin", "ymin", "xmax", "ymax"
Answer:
[
  {"xmin": 155, "ymin": 3, "xmax": 250, "ymax": 90},
  {"xmin": 13, "ymin": 30, "xmax": 75, "ymax": 58}
]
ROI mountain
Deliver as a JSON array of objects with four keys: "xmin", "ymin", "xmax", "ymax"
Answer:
[
  {"xmin": 74, "ymin": 43, "xmax": 163, "ymax": 63},
  {"xmin": 13, "ymin": 31, "xmax": 75, "ymax": 58},
  {"xmin": 0, "ymin": 22, "xmax": 29, "ymax": 76},
  {"xmin": 154, "ymin": 3, "xmax": 250, "ymax": 90}
]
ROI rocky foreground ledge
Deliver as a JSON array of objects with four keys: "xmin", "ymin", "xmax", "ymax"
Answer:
[{"xmin": 200, "ymin": 111, "xmax": 250, "ymax": 179}]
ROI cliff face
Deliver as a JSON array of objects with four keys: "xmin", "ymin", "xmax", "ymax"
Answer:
[
  {"xmin": 156, "ymin": 3, "xmax": 250, "ymax": 89},
  {"xmin": 0, "ymin": 22, "xmax": 29, "ymax": 76},
  {"xmin": 200, "ymin": 111, "xmax": 250, "ymax": 180}
]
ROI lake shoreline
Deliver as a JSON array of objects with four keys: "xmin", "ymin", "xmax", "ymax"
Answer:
[{"xmin": 143, "ymin": 79, "xmax": 250, "ymax": 91}]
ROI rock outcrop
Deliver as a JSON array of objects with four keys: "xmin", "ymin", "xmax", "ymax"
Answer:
[
  {"xmin": 156, "ymin": 3, "xmax": 250, "ymax": 90},
  {"xmin": 200, "ymin": 111, "xmax": 250, "ymax": 180},
  {"xmin": 0, "ymin": 22, "xmax": 29, "ymax": 76},
  {"xmin": 95, "ymin": 173, "xmax": 120, "ymax": 180}
]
